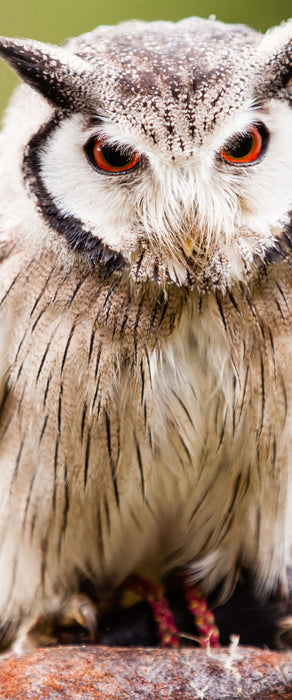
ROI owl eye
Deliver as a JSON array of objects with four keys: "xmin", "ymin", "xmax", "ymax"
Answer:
[
  {"xmin": 219, "ymin": 123, "xmax": 269, "ymax": 165},
  {"xmin": 85, "ymin": 137, "xmax": 141, "ymax": 173}
]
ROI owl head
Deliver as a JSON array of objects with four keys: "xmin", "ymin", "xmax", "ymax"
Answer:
[{"xmin": 0, "ymin": 18, "xmax": 291, "ymax": 291}]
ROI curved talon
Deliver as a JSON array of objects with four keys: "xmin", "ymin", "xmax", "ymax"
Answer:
[{"xmin": 76, "ymin": 596, "xmax": 98, "ymax": 643}]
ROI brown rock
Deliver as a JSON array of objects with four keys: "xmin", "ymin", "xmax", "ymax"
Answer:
[{"xmin": 0, "ymin": 646, "xmax": 291, "ymax": 699}]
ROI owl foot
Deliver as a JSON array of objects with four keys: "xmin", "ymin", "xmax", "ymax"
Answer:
[
  {"xmin": 11, "ymin": 593, "xmax": 98, "ymax": 653},
  {"xmin": 56, "ymin": 593, "xmax": 98, "ymax": 643},
  {"xmin": 11, "ymin": 616, "xmax": 58, "ymax": 653},
  {"xmin": 274, "ymin": 615, "xmax": 292, "ymax": 649}
]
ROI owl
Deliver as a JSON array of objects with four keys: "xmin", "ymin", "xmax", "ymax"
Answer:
[{"xmin": 0, "ymin": 15, "xmax": 291, "ymax": 652}]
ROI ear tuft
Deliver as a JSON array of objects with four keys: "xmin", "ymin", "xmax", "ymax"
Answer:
[
  {"xmin": 256, "ymin": 20, "xmax": 292, "ymax": 95},
  {"xmin": 0, "ymin": 36, "xmax": 91, "ymax": 110}
]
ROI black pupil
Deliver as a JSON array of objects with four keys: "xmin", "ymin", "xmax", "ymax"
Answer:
[
  {"xmin": 102, "ymin": 144, "xmax": 132, "ymax": 168},
  {"xmin": 227, "ymin": 133, "xmax": 253, "ymax": 159}
]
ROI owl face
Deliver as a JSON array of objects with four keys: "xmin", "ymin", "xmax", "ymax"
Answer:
[{"xmin": 0, "ymin": 18, "xmax": 292, "ymax": 291}]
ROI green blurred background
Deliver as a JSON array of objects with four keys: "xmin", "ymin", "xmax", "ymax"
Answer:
[{"xmin": 0, "ymin": 0, "xmax": 291, "ymax": 118}]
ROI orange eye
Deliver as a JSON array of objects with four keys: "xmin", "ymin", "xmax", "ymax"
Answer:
[
  {"xmin": 220, "ymin": 124, "xmax": 268, "ymax": 165},
  {"xmin": 86, "ymin": 137, "xmax": 141, "ymax": 173}
]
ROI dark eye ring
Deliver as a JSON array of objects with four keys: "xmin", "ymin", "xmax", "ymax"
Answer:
[
  {"xmin": 85, "ymin": 136, "xmax": 141, "ymax": 174},
  {"xmin": 219, "ymin": 123, "xmax": 269, "ymax": 166}
]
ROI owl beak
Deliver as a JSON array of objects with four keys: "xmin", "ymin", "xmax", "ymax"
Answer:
[{"xmin": 181, "ymin": 236, "xmax": 195, "ymax": 257}]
